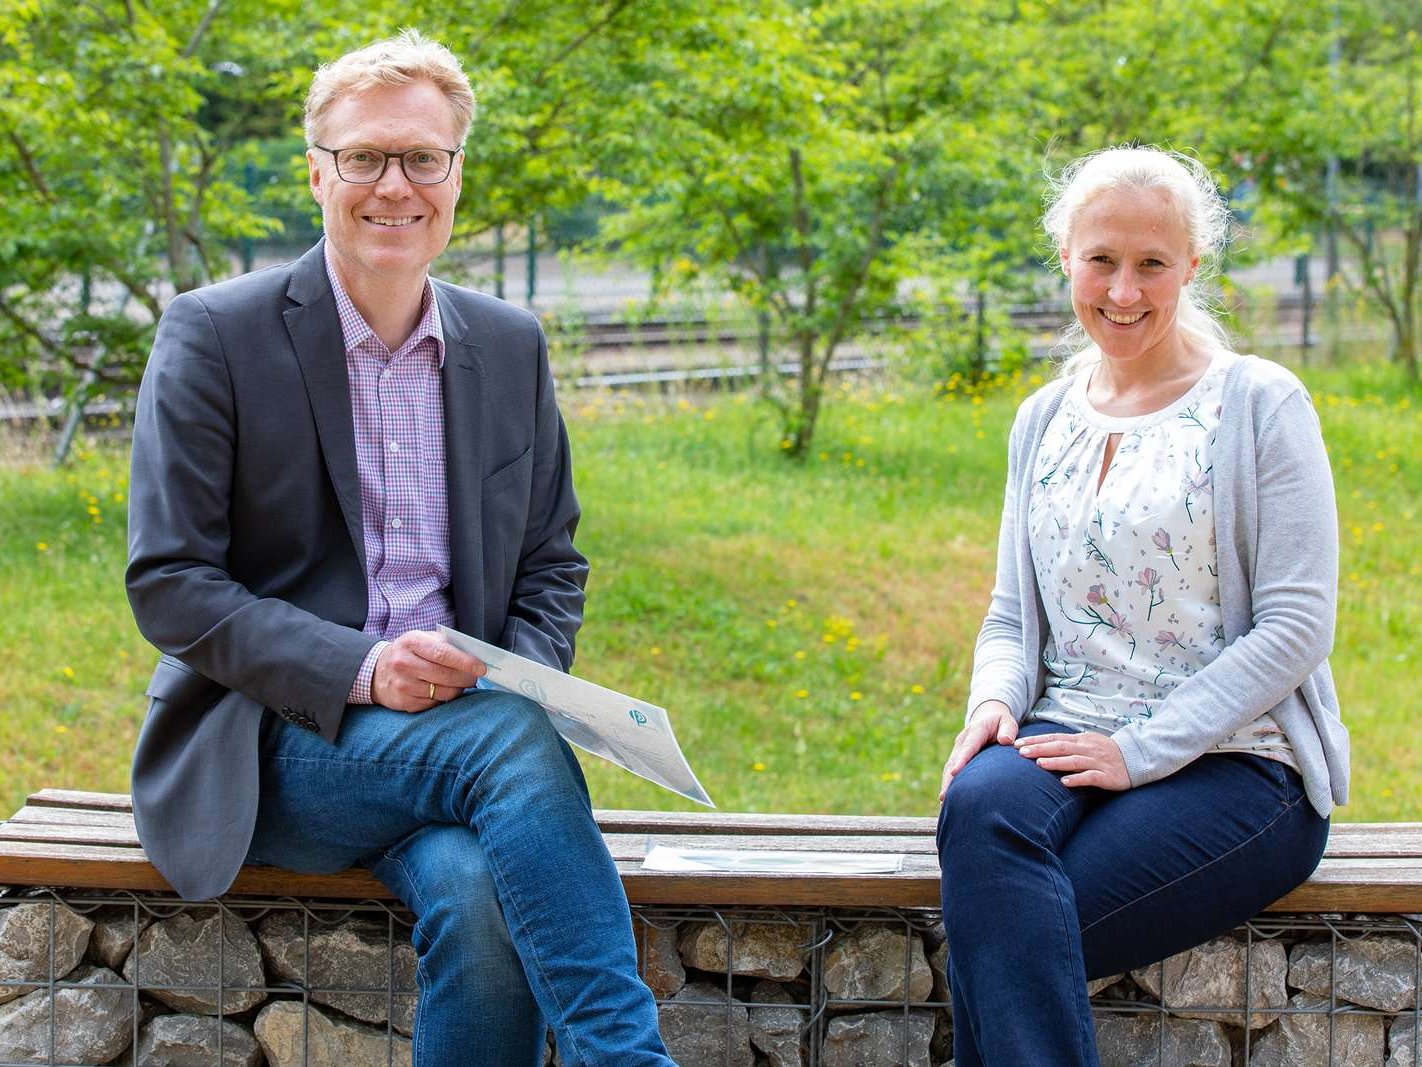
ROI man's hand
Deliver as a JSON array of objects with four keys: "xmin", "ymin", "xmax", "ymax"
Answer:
[
  {"xmin": 1014, "ymin": 731, "xmax": 1130, "ymax": 790},
  {"xmin": 369, "ymin": 630, "xmax": 486, "ymax": 713},
  {"xmin": 939, "ymin": 701, "xmax": 1018, "ymax": 802}
]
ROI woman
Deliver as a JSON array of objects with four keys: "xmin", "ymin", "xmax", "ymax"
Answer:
[{"xmin": 935, "ymin": 146, "xmax": 1349, "ymax": 1066}]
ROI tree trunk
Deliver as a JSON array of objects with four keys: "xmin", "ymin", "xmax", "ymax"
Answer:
[{"xmin": 787, "ymin": 329, "xmax": 819, "ymax": 459}]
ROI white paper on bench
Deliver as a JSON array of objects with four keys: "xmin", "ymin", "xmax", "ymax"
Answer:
[
  {"xmin": 642, "ymin": 844, "xmax": 903, "ymax": 874},
  {"xmin": 439, "ymin": 625, "xmax": 714, "ymax": 807}
]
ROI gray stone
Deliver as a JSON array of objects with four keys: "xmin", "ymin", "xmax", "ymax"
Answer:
[
  {"xmin": 824, "ymin": 925, "xmax": 934, "ymax": 1004},
  {"xmin": 657, "ymin": 981, "xmax": 754, "ymax": 1067},
  {"xmin": 929, "ymin": 941, "xmax": 950, "ymax": 1005},
  {"xmin": 1131, "ymin": 937, "xmax": 1287, "ymax": 1029},
  {"xmin": 1087, "ymin": 973, "xmax": 1124, "ymax": 997},
  {"xmin": 0, "ymin": 963, "xmax": 130, "ymax": 1065},
  {"xmin": 88, "ymin": 905, "xmax": 152, "ymax": 971},
  {"xmin": 1248, "ymin": 992, "xmax": 1385, "ymax": 1066},
  {"xmin": 256, "ymin": 911, "xmax": 417, "ymax": 1034},
  {"xmin": 134, "ymin": 1013, "xmax": 263, "ymax": 1067},
  {"xmin": 748, "ymin": 979, "xmax": 806, "ymax": 1067},
  {"xmin": 1387, "ymin": 1012, "xmax": 1419, "ymax": 1067},
  {"xmin": 0, "ymin": 900, "xmax": 93, "ymax": 1004},
  {"xmin": 1093, "ymin": 1011, "xmax": 1230, "ymax": 1067},
  {"xmin": 124, "ymin": 909, "xmax": 265, "ymax": 1015},
  {"xmin": 678, "ymin": 920, "xmax": 806, "ymax": 980},
  {"xmin": 640, "ymin": 921, "xmax": 685, "ymax": 999},
  {"xmin": 821, "ymin": 1009, "xmax": 935, "ymax": 1067},
  {"xmin": 1289, "ymin": 936, "xmax": 1420, "ymax": 1012},
  {"xmin": 255, "ymin": 1000, "xmax": 412, "ymax": 1067}
]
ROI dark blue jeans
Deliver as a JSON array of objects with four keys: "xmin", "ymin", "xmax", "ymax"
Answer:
[
  {"xmin": 937, "ymin": 721, "xmax": 1329, "ymax": 1067},
  {"xmin": 247, "ymin": 692, "xmax": 673, "ymax": 1067}
]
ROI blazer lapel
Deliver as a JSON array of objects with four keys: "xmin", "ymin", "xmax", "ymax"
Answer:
[
  {"xmin": 437, "ymin": 283, "xmax": 486, "ymax": 636},
  {"xmin": 283, "ymin": 242, "xmax": 367, "ymax": 573}
]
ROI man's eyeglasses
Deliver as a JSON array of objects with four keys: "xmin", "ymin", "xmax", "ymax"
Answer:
[{"xmin": 313, "ymin": 145, "xmax": 462, "ymax": 185}]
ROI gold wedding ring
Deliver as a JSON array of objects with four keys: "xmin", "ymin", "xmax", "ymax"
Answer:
[{"xmin": 428, "ymin": 682, "xmax": 436, "ymax": 700}]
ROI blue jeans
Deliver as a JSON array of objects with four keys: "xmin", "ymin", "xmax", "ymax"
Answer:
[
  {"xmin": 246, "ymin": 692, "xmax": 672, "ymax": 1067},
  {"xmin": 937, "ymin": 721, "xmax": 1329, "ymax": 1067}
]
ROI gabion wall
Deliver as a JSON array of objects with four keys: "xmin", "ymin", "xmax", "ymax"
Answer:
[{"xmin": 0, "ymin": 888, "xmax": 1418, "ymax": 1066}]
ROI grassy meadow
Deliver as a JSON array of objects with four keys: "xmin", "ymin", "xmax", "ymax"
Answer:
[{"xmin": 2, "ymin": 361, "xmax": 1418, "ymax": 822}]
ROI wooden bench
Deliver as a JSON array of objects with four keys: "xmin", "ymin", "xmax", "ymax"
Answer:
[{"xmin": 2, "ymin": 789, "xmax": 1421, "ymax": 913}]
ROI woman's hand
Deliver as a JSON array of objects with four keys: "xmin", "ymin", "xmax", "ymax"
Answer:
[
  {"xmin": 1014, "ymin": 731, "xmax": 1130, "ymax": 790},
  {"xmin": 939, "ymin": 701, "xmax": 1018, "ymax": 802}
]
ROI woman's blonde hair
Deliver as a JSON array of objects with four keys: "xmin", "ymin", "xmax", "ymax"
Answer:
[
  {"xmin": 1044, "ymin": 146, "xmax": 1233, "ymax": 375},
  {"xmin": 304, "ymin": 30, "xmax": 476, "ymax": 147}
]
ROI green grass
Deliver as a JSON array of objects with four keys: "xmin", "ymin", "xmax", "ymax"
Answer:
[{"xmin": 2, "ymin": 362, "xmax": 1418, "ymax": 822}]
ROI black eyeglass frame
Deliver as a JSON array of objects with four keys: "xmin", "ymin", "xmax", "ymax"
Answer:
[{"xmin": 312, "ymin": 144, "xmax": 463, "ymax": 185}]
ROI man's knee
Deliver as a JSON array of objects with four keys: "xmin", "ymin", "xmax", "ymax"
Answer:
[
  {"xmin": 438, "ymin": 690, "xmax": 589, "ymax": 800},
  {"xmin": 383, "ymin": 825, "xmax": 514, "ymax": 952}
]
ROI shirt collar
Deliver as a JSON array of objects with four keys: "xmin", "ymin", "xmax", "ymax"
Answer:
[{"xmin": 323, "ymin": 244, "xmax": 445, "ymax": 367}]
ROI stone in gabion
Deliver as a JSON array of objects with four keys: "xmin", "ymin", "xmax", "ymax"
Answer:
[
  {"xmin": 1092, "ymin": 1011, "xmax": 1230, "ymax": 1067},
  {"xmin": 1087, "ymin": 973, "xmax": 1124, "ymax": 997},
  {"xmin": 1130, "ymin": 936, "xmax": 1287, "ymax": 1029},
  {"xmin": 88, "ymin": 905, "xmax": 152, "ymax": 972},
  {"xmin": 255, "ymin": 1000, "xmax": 412, "ymax": 1067},
  {"xmin": 0, "ymin": 900, "xmax": 93, "ymax": 1004},
  {"xmin": 0, "ymin": 963, "xmax": 130, "ymax": 1065},
  {"xmin": 824, "ymin": 924, "xmax": 934, "ymax": 1004},
  {"xmin": 678, "ymin": 920, "xmax": 805, "ymax": 980},
  {"xmin": 133, "ymin": 1013, "xmax": 264, "ymax": 1067},
  {"xmin": 748, "ymin": 979, "xmax": 807, "ymax": 1067},
  {"xmin": 640, "ymin": 921, "xmax": 686, "ymax": 999},
  {"xmin": 1289, "ymin": 936, "xmax": 1420, "ymax": 1013},
  {"xmin": 1248, "ymin": 992, "xmax": 1385, "ymax": 1066},
  {"xmin": 929, "ymin": 940, "xmax": 950, "ymax": 1005},
  {"xmin": 657, "ymin": 981, "xmax": 754, "ymax": 1067},
  {"xmin": 821, "ymin": 1009, "xmax": 935, "ymax": 1067},
  {"xmin": 124, "ymin": 909, "xmax": 265, "ymax": 1015},
  {"xmin": 1388, "ymin": 1012, "xmax": 1419, "ymax": 1067},
  {"xmin": 256, "ymin": 911, "xmax": 417, "ymax": 1035}
]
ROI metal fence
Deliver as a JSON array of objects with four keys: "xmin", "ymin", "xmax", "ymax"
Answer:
[{"xmin": 1, "ymin": 887, "xmax": 1418, "ymax": 1066}]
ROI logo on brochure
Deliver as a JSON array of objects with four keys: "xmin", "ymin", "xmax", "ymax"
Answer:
[{"xmin": 628, "ymin": 709, "xmax": 648, "ymax": 726}]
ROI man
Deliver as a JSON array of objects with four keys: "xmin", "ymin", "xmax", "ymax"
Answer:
[{"xmin": 126, "ymin": 31, "xmax": 672, "ymax": 1066}]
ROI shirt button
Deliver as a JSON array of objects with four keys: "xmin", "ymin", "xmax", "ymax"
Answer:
[
  {"xmin": 390, "ymin": 517, "xmax": 403, "ymax": 530},
  {"xmin": 388, "ymin": 441, "xmax": 400, "ymax": 453}
]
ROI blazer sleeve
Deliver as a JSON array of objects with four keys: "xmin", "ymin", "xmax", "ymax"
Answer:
[
  {"xmin": 496, "ymin": 323, "xmax": 589, "ymax": 672},
  {"xmin": 126, "ymin": 292, "xmax": 376, "ymax": 741},
  {"xmin": 1111, "ymin": 389, "xmax": 1338, "ymax": 786}
]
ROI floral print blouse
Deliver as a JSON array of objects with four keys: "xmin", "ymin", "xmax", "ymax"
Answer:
[{"xmin": 1024, "ymin": 351, "xmax": 1298, "ymax": 770}]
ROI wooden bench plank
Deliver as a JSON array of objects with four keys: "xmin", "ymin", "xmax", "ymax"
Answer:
[
  {"xmin": 0, "ymin": 822, "xmax": 144, "ymax": 848},
  {"xmin": 25, "ymin": 790, "xmax": 136, "ymax": 812},
  {"xmin": 6, "ymin": 793, "xmax": 1422, "ymax": 913},
  {"xmin": 9, "ymin": 806, "xmax": 137, "ymax": 829}
]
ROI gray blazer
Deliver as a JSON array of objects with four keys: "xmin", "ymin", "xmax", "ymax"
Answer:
[
  {"xmin": 126, "ymin": 241, "xmax": 588, "ymax": 900},
  {"xmin": 967, "ymin": 355, "xmax": 1349, "ymax": 817}
]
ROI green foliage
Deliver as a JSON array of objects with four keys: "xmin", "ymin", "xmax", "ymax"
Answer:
[
  {"xmin": 596, "ymin": 0, "xmax": 1044, "ymax": 456},
  {"xmin": 4, "ymin": 0, "xmax": 1420, "ymax": 438},
  {"xmin": 0, "ymin": 0, "xmax": 314, "ymax": 390}
]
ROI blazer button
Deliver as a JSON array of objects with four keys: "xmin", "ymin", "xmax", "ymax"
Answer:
[{"xmin": 302, "ymin": 719, "xmax": 320, "ymax": 733}]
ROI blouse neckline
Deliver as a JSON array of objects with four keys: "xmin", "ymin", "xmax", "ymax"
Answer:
[{"xmin": 1071, "ymin": 349, "xmax": 1236, "ymax": 432}]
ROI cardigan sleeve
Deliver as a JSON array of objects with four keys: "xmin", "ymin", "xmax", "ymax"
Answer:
[
  {"xmin": 1111, "ymin": 388, "xmax": 1338, "ymax": 787},
  {"xmin": 965, "ymin": 399, "xmax": 1039, "ymax": 723}
]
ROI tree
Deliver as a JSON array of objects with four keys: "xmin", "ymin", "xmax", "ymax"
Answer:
[
  {"xmin": 1227, "ymin": 0, "xmax": 1422, "ymax": 380},
  {"xmin": 0, "ymin": 0, "xmax": 316, "ymax": 396},
  {"xmin": 595, "ymin": 0, "xmax": 1044, "ymax": 457}
]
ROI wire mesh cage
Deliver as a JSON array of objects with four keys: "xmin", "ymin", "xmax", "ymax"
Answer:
[{"xmin": 1, "ymin": 888, "xmax": 1418, "ymax": 1066}]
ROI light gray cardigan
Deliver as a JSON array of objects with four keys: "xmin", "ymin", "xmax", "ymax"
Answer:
[{"xmin": 968, "ymin": 355, "xmax": 1349, "ymax": 817}]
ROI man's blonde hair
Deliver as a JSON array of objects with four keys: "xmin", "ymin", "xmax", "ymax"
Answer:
[{"xmin": 304, "ymin": 29, "xmax": 475, "ymax": 146}]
